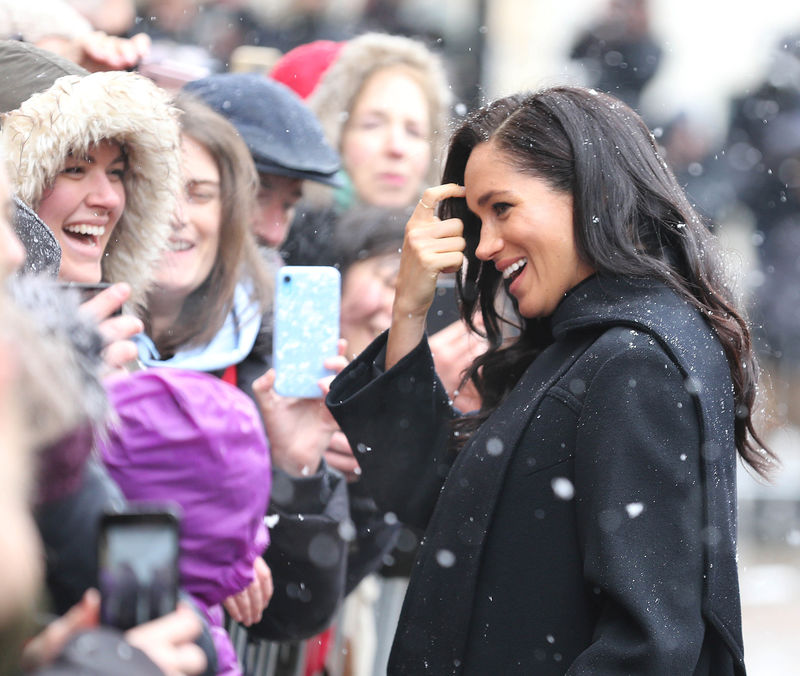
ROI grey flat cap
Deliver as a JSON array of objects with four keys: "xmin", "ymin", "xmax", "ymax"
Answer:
[{"xmin": 183, "ymin": 72, "xmax": 343, "ymax": 187}]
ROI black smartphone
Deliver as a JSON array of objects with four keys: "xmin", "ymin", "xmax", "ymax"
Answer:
[
  {"xmin": 59, "ymin": 281, "xmax": 122, "ymax": 317},
  {"xmin": 97, "ymin": 507, "xmax": 181, "ymax": 631},
  {"xmin": 426, "ymin": 276, "xmax": 460, "ymax": 334}
]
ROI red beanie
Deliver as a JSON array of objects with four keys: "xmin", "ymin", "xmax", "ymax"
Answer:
[{"xmin": 270, "ymin": 39, "xmax": 344, "ymax": 100}]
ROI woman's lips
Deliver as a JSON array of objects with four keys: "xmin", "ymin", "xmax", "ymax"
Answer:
[
  {"xmin": 506, "ymin": 259, "xmax": 528, "ymax": 296},
  {"xmin": 377, "ymin": 172, "xmax": 407, "ymax": 187},
  {"xmin": 167, "ymin": 239, "xmax": 194, "ymax": 252},
  {"xmin": 61, "ymin": 226, "xmax": 103, "ymax": 256},
  {"xmin": 63, "ymin": 223, "xmax": 106, "ymax": 237}
]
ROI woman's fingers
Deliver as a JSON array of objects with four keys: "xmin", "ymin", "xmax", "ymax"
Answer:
[
  {"xmin": 252, "ymin": 369, "xmax": 277, "ymax": 402},
  {"xmin": 413, "ymin": 183, "xmax": 467, "ymax": 220},
  {"xmin": 96, "ymin": 315, "xmax": 143, "ymax": 376},
  {"xmin": 223, "ymin": 596, "xmax": 243, "ymax": 623},
  {"xmin": 223, "ymin": 558, "xmax": 272, "ymax": 626},
  {"xmin": 394, "ymin": 185, "xmax": 467, "ymax": 319},
  {"xmin": 101, "ymin": 340, "xmax": 139, "ymax": 376},
  {"xmin": 255, "ymin": 558, "xmax": 273, "ymax": 609},
  {"xmin": 124, "ymin": 603, "xmax": 206, "ymax": 676},
  {"xmin": 322, "ymin": 354, "xmax": 349, "ymax": 377},
  {"xmin": 97, "ymin": 314, "xmax": 145, "ymax": 345},
  {"xmin": 79, "ymin": 283, "xmax": 130, "ymax": 322},
  {"xmin": 324, "ymin": 431, "xmax": 361, "ymax": 482},
  {"xmin": 73, "ymin": 283, "xmax": 143, "ymax": 375},
  {"xmin": 20, "ymin": 589, "xmax": 101, "ymax": 670},
  {"xmin": 236, "ymin": 590, "xmax": 254, "ymax": 625}
]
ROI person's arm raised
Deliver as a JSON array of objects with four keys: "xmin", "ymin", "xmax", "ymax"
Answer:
[
  {"xmin": 253, "ymin": 341, "xmax": 349, "ymax": 477},
  {"xmin": 386, "ymin": 183, "xmax": 466, "ymax": 370}
]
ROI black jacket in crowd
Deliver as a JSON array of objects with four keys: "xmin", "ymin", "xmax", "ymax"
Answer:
[
  {"xmin": 226, "ymin": 324, "xmax": 400, "ymax": 640},
  {"xmin": 327, "ymin": 275, "xmax": 745, "ymax": 675}
]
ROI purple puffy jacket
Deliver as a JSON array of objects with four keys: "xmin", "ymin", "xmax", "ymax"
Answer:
[{"xmin": 98, "ymin": 368, "xmax": 272, "ymax": 676}]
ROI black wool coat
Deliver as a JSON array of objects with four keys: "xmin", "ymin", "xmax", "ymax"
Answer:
[{"xmin": 327, "ymin": 275, "xmax": 746, "ymax": 675}]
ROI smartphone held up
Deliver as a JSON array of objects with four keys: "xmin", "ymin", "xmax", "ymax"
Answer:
[
  {"xmin": 97, "ymin": 506, "xmax": 180, "ymax": 631},
  {"xmin": 272, "ymin": 266, "xmax": 341, "ymax": 398}
]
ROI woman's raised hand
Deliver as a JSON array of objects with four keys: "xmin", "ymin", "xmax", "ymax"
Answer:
[
  {"xmin": 387, "ymin": 183, "xmax": 467, "ymax": 369},
  {"xmin": 79, "ymin": 282, "xmax": 144, "ymax": 377},
  {"xmin": 253, "ymin": 340, "xmax": 349, "ymax": 477}
]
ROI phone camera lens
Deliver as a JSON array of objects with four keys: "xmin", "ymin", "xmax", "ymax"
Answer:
[{"xmin": 283, "ymin": 275, "xmax": 291, "ymax": 284}]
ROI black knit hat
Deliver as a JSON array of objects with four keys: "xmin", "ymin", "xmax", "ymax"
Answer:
[{"xmin": 183, "ymin": 72, "xmax": 343, "ymax": 187}]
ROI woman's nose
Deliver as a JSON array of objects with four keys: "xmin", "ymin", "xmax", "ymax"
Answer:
[
  {"xmin": 475, "ymin": 222, "xmax": 502, "ymax": 261},
  {"xmin": 171, "ymin": 198, "xmax": 187, "ymax": 231},
  {"xmin": 385, "ymin": 124, "xmax": 409, "ymax": 157},
  {"xmin": 87, "ymin": 173, "xmax": 123, "ymax": 211}
]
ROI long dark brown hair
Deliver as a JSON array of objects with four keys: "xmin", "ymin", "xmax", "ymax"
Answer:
[
  {"xmin": 440, "ymin": 86, "xmax": 774, "ymax": 477},
  {"xmin": 144, "ymin": 93, "xmax": 271, "ymax": 356}
]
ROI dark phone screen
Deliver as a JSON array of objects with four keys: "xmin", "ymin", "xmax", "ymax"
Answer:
[
  {"xmin": 98, "ymin": 513, "xmax": 179, "ymax": 631},
  {"xmin": 426, "ymin": 279, "xmax": 460, "ymax": 334}
]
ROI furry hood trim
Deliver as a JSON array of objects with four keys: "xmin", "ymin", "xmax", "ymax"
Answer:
[
  {"xmin": 1, "ymin": 71, "xmax": 182, "ymax": 307},
  {"xmin": 308, "ymin": 32, "xmax": 453, "ymax": 190}
]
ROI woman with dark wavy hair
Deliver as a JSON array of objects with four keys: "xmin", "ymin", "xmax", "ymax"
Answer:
[{"xmin": 327, "ymin": 86, "xmax": 774, "ymax": 675}]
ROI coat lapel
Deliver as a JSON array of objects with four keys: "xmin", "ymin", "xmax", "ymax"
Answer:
[{"xmin": 553, "ymin": 276, "xmax": 744, "ymax": 668}]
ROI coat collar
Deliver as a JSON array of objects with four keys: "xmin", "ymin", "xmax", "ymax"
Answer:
[{"xmin": 551, "ymin": 274, "xmax": 694, "ymax": 339}]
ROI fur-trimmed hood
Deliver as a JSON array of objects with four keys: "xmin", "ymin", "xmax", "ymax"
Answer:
[
  {"xmin": 1, "ymin": 71, "xmax": 182, "ymax": 308},
  {"xmin": 307, "ymin": 32, "xmax": 453, "ymax": 198}
]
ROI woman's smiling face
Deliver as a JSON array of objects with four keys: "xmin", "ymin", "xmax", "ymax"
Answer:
[
  {"xmin": 36, "ymin": 140, "xmax": 127, "ymax": 283},
  {"xmin": 465, "ymin": 141, "xmax": 595, "ymax": 318},
  {"xmin": 154, "ymin": 135, "xmax": 221, "ymax": 302}
]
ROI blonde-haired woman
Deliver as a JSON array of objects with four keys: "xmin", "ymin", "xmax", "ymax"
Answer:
[{"xmin": 278, "ymin": 32, "xmax": 452, "ymax": 211}]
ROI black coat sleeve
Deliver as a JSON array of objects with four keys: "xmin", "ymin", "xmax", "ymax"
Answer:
[
  {"xmin": 326, "ymin": 332, "xmax": 457, "ymax": 531},
  {"xmin": 342, "ymin": 479, "xmax": 402, "ymax": 594},
  {"xmin": 34, "ymin": 457, "xmax": 126, "ymax": 614},
  {"xmin": 246, "ymin": 462, "xmax": 349, "ymax": 641},
  {"xmin": 569, "ymin": 336, "xmax": 707, "ymax": 674}
]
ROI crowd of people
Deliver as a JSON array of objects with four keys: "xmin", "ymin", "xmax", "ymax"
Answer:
[{"xmin": 0, "ymin": 0, "xmax": 797, "ymax": 675}]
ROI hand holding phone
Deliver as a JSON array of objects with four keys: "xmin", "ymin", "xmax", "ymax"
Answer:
[
  {"xmin": 253, "ymin": 347, "xmax": 348, "ymax": 477},
  {"xmin": 67, "ymin": 282, "xmax": 144, "ymax": 374},
  {"xmin": 61, "ymin": 281, "xmax": 122, "ymax": 317},
  {"xmin": 272, "ymin": 266, "xmax": 341, "ymax": 398}
]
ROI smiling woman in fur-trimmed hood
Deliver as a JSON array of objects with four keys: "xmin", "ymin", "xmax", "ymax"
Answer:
[{"xmin": 1, "ymin": 67, "xmax": 181, "ymax": 308}]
